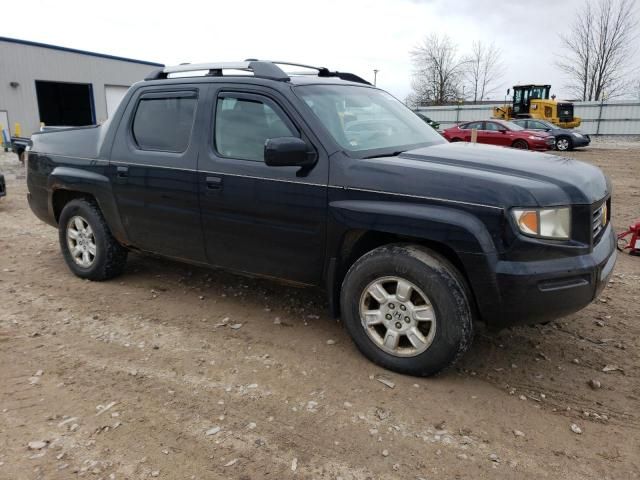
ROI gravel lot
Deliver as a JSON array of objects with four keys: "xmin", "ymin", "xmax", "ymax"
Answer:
[{"xmin": 1, "ymin": 139, "xmax": 639, "ymax": 479}]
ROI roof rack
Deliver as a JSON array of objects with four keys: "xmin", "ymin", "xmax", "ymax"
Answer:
[
  {"xmin": 144, "ymin": 60, "xmax": 371, "ymax": 85},
  {"xmin": 145, "ymin": 61, "xmax": 289, "ymax": 81},
  {"xmin": 257, "ymin": 60, "xmax": 371, "ymax": 85}
]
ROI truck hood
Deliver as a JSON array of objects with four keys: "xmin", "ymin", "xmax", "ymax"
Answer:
[{"xmin": 339, "ymin": 142, "xmax": 609, "ymax": 208}]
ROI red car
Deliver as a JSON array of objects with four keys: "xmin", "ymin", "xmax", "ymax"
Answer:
[{"xmin": 442, "ymin": 119, "xmax": 555, "ymax": 151}]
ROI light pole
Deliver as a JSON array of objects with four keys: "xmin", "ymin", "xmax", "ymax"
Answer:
[{"xmin": 373, "ymin": 69, "xmax": 379, "ymax": 86}]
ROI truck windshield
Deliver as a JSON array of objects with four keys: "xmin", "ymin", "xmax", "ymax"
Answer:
[{"xmin": 295, "ymin": 85, "xmax": 445, "ymax": 157}]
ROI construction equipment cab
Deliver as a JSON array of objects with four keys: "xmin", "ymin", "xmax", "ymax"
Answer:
[{"xmin": 493, "ymin": 85, "xmax": 581, "ymax": 129}]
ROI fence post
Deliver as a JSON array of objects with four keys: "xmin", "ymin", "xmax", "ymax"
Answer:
[{"xmin": 596, "ymin": 97, "xmax": 605, "ymax": 135}]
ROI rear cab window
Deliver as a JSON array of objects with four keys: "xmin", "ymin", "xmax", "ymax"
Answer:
[{"xmin": 132, "ymin": 91, "xmax": 197, "ymax": 152}]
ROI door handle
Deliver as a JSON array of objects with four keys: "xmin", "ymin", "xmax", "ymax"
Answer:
[
  {"xmin": 117, "ymin": 166, "xmax": 129, "ymax": 178},
  {"xmin": 206, "ymin": 176, "xmax": 223, "ymax": 189}
]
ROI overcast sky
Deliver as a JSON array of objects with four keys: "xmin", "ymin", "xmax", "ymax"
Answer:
[{"xmin": 4, "ymin": 0, "xmax": 640, "ymax": 101}]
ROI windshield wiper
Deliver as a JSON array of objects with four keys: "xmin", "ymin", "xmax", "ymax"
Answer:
[{"xmin": 363, "ymin": 150, "xmax": 405, "ymax": 159}]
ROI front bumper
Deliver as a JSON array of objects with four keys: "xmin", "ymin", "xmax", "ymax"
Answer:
[
  {"xmin": 531, "ymin": 138, "xmax": 555, "ymax": 151},
  {"xmin": 572, "ymin": 135, "xmax": 591, "ymax": 148},
  {"xmin": 488, "ymin": 225, "xmax": 616, "ymax": 328}
]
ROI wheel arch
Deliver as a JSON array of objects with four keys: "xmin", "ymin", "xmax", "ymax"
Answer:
[
  {"xmin": 47, "ymin": 167, "xmax": 129, "ymax": 244},
  {"xmin": 326, "ymin": 200, "xmax": 498, "ymax": 321},
  {"xmin": 52, "ymin": 190, "xmax": 96, "ymax": 222}
]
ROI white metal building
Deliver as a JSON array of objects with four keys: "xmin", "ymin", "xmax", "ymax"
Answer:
[{"xmin": 0, "ymin": 37, "xmax": 163, "ymax": 137}]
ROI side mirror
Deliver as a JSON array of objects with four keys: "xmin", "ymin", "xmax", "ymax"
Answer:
[
  {"xmin": 264, "ymin": 137, "xmax": 316, "ymax": 168},
  {"xmin": 499, "ymin": 128, "xmax": 508, "ymax": 133}
]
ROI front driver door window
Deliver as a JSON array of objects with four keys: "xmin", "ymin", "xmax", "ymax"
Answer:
[{"xmin": 214, "ymin": 96, "xmax": 296, "ymax": 161}]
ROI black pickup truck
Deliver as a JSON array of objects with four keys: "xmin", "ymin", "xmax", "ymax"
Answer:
[{"xmin": 26, "ymin": 61, "xmax": 616, "ymax": 376}]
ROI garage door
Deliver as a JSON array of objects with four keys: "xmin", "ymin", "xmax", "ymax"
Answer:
[{"xmin": 105, "ymin": 85, "xmax": 130, "ymax": 119}]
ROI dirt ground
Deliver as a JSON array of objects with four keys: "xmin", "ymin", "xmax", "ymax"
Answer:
[{"xmin": 1, "ymin": 140, "xmax": 639, "ymax": 480}]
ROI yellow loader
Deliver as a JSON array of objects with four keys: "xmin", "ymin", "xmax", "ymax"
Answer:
[{"xmin": 493, "ymin": 85, "xmax": 581, "ymax": 129}]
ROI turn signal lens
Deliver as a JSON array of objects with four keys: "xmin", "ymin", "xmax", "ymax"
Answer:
[
  {"xmin": 516, "ymin": 210, "xmax": 538, "ymax": 235},
  {"xmin": 512, "ymin": 207, "xmax": 571, "ymax": 240}
]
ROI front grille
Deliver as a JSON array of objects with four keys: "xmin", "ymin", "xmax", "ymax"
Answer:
[
  {"xmin": 558, "ymin": 103, "xmax": 574, "ymax": 122},
  {"xmin": 592, "ymin": 200, "xmax": 609, "ymax": 243}
]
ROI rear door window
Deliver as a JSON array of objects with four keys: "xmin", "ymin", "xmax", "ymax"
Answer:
[{"xmin": 132, "ymin": 92, "xmax": 197, "ymax": 152}]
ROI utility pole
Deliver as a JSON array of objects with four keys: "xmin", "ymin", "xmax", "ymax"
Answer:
[{"xmin": 373, "ymin": 69, "xmax": 379, "ymax": 86}]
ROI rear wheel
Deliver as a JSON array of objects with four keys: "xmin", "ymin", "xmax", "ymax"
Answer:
[
  {"xmin": 340, "ymin": 244, "xmax": 474, "ymax": 376},
  {"xmin": 58, "ymin": 199, "xmax": 128, "ymax": 280},
  {"xmin": 556, "ymin": 136, "xmax": 572, "ymax": 151},
  {"xmin": 512, "ymin": 139, "xmax": 528, "ymax": 149},
  {"xmin": 450, "ymin": 138, "xmax": 462, "ymax": 142}
]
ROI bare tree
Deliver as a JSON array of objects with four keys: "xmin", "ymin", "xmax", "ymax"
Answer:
[
  {"xmin": 557, "ymin": 0, "xmax": 638, "ymax": 100},
  {"xmin": 463, "ymin": 41, "xmax": 503, "ymax": 103},
  {"xmin": 410, "ymin": 34, "xmax": 466, "ymax": 105}
]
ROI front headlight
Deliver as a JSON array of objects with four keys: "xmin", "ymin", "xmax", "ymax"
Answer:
[{"xmin": 512, "ymin": 207, "xmax": 571, "ymax": 239}]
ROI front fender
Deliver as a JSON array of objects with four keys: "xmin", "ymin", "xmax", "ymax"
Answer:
[
  {"xmin": 329, "ymin": 200, "xmax": 498, "ymax": 255},
  {"xmin": 47, "ymin": 167, "xmax": 128, "ymax": 244},
  {"xmin": 326, "ymin": 200, "xmax": 503, "ymax": 323}
]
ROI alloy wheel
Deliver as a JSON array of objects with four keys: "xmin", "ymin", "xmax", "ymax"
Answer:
[
  {"xmin": 359, "ymin": 276, "xmax": 437, "ymax": 357},
  {"xmin": 66, "ymin": 215, "xmax": 97, "ymax": 268},
  {"xmin": 557, "ymin": 138, "xmax": 570, "ymax": 151}
]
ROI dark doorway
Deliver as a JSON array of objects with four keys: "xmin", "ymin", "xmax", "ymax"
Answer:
[{"xmin": 35, "ymin": 80, "xmax": 95, "ymax": 126}]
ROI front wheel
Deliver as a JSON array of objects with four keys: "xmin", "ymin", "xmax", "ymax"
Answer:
[
  {"xmin": 556, "ymin": 136, "xmax": 572, "ymax": 151},
  {"xmin": 512, "ymin": 139, "xmax": 529, "ymax": 149},
  {"xmin": 58, "ymin": 199, "xmax": 128, "ymax": 280},
  {"xmin": 340, "ymin": 244, "xmax": 474, "ymax": 376}
]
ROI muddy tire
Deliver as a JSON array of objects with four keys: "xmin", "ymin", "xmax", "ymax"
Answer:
[
  {"xmin": 512, "ymin": 139, "xmax": 529, "ymax": 149},
  {"xmin": 58, "ymin": 199, "xmax": 128, "ymax": 280},
  {"xmin": 340, "ymin": 244, "xmax": 474, "ymax": 376}
]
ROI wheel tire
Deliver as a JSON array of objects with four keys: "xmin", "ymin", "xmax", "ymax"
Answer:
[
  {"xmin": 512, "ymin": 139, "xmax": 529, "ymax": 149},
  {"xmin": 556, "ymin": 136, "xmax": 572, "ymax": 151},
  {"xmin": 450, "ymin": 138, "xmax": 462, "ymax": 142},
  {"xmin": 340, "ymin": 244, "xmax": 474, "ymax": 376},
  {"xmin": 58, "ymin": 198, "xmax": 128, "ymax": 280}
]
